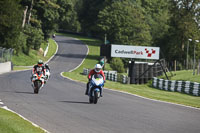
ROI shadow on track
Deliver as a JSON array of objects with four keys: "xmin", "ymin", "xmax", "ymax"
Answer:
[
  {"xmin": 15, "ymin": 91, "xmax": 34, "ymax": 94},
  {"xmin": 59, "ymin": 100, "xmax": 89, "ymax": 104},
  {"xmin": 55, "ymin": 53, "xmax": 99, "ymax": 60}
]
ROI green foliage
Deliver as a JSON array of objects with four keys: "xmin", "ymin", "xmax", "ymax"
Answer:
[
  {"xmin": 110, "ymin": 58, "xmax": 125, "ymax": 73},
  {"xmin": 77, "ymin": 0, "xmax": 107, "ymax": 34},
  {"xmin": 162, "ymin": 0, "xmax": 200, "ymax": 63},
  {"xmin": 97, "ymin": 0, "xmax": 152, "ymax": 46},
  {"xmin": 141, "ymin": 0, "xmax": 171, "ymax": 46},
  {"xmin": 15, "ymin": 32, "xmax": 27, "ymax": 55},
  {"xmin": 12, "ymin": 38, "xmax": 57, "ymax": 66},
  {"xmin": 0, "ymin": 0, "xmax": 23, "ymax": 53},
  {"xmin": 57, "ymin": 0, "xmax": 81, "ymax": 32},
  {"xmin": 23, "ymin": 25, "xmax": 44, "ymax": 55},
  {"xmin": 34, "ymin": 0, "xmax": 60, "ymax": 40},
  {"xmin": 1, "ymin": 0, "xmax": 200, "ymax": 71}
]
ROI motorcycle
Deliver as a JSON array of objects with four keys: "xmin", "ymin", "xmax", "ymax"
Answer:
[
  {"xmin": 52, "ymin": 34, "xmax": 56, "ymax": 38},
  {"xmin": 31, "ymin": 71, "xmax": 45, "ymax": 94},
  {"xmin": 45, "ymin": 68, "xmax": 50, "ymax": 81},
  {"xmin": 88, "ymin": 74, "xmax": 104, "ymax": 104}
]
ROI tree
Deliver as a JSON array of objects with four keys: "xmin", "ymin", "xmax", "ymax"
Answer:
[
  {"xmin": 141, "ymin": 0, "xmax": 171, "ymax": 47},
  {"xmin": 163, "ymin": 0, "xmax": 200, "ymax": 63},
  {"xmin": 0, "ymin": 0, "xmax": 23, "ymax": 53},
  {"xmin": 77, "ymin": 0, "xmax": 108, "ymax": 35},
  {"xmin": 23, "ymin": 25, "xmax": 43, "ymax": 55},
  {"xmin": 110, "ymin": 58, "xmax": 125, "ymax": 73},
  {"xmin": 57, "ymin": 0, "xmax": 80, "ymax": 32},
  {"xmin": 97, "ymin": 0, "xmax": 152, "ymax": 46},
  {"xmin": 34, "ymin": 0, "xmax": 60, "ymax": 40}
]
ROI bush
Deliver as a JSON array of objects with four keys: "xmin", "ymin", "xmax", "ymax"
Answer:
[
  {"xmin": 23, "ymin": 25, "xmax": 44, "ymax": 55},
  {"xmin": 110, "ymin": 58, "xmax": 125, "ymax": 73}
]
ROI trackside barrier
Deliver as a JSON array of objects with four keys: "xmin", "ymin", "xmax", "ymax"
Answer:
[
  {"xmin": 152, "ymin": 77, "xmax": 200, "ymax": 96},
  {"xmin": 83, "ymin": 68, "xmax": 129, "ymax": 84},
  {"xmin": 43, "ymin": 43, "xmax": 49, "ymax": 57},
  {"xmin": 0, "ymin": 61, "xmax": 12, "ymax": 74}
]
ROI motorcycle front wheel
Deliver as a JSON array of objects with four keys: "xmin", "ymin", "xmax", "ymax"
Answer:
[
  {"xmin": 34, "ymin": 80, "xmax": 41, "ymax": 94},
  {"xmin": 94, "ymin": 91, "xmax": 99, "ymax": 104}
]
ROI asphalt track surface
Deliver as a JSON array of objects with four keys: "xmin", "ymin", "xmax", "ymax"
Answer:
[{"xmin": 0, "ymin": 36, "xmax": 200, "ymax": 133}]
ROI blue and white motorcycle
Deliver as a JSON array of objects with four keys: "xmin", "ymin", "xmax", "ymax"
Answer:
[{"xmin": 88, "ymin": 74, "xmax": 104, "ymax": 104}]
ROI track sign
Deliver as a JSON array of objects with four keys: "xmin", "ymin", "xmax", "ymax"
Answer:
[{"xmin": 111, "ymin": 45, "xmax": 160, "ymax": 60}]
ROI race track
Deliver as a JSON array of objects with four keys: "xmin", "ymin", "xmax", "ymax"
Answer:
[{"xmin": 0, "ymin": 35, "xmax": 200, "ymax": 133}]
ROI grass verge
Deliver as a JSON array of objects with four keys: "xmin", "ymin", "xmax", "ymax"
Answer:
[
  {"xmin": 162, "ymin": 70, "xmax": 200, "ymax": 83},
  {"xmin": 60, "ymin": 33, "xmax": 200, "ymax": 108},
  {"xmin": 0, "ymin": 108, "xmax": 45, "ymax": 133},
  {"xmin": 12, "ymin": 38, "xmax": 57, "ymax": 69}
]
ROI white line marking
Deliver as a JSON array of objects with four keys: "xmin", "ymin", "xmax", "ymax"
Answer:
[
  {"xmin": 45, "ymin": 39, "xmax": 59, "ymax": 64},
  {"xmin": 60, "ymin": 73, "xmax": 200, "ymax": 111},
  {"xmin": 0, "ymin": 102, "xmax": 4, "ymax": 105}
]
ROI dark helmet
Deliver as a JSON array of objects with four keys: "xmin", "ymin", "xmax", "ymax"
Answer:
[
  {"xmin": 45, "ymin": 64, "xmax": 48, "ymax": 67},
  {"xmin": 38, "ymin": 59, "xmax": 43, "ymax": 67}
]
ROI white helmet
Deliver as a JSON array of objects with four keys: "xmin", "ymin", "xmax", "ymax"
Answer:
[{"xmin": 94, "ymin": 64, "xmax": 102, "ymax": 73}]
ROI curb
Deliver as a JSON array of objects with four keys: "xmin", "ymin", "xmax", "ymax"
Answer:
[{"xmin": 61, "ymin": 73, "xmax": 200, "ymax": 111}]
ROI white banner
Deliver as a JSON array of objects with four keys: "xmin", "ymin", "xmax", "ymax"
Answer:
[{"xmin": 111, "ymin": 45, "xmax": 160, "ymax": 60}]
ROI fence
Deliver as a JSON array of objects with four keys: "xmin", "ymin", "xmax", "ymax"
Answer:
[
  {"xmin": 83, "ymin": 68, "xmax": 129, "ymax": 84},
  {"xmin": 0, "ymin": 47, "xmax": 14, "ymax": 63},
  {"xmin": 152, "ymin": 77, "xmax": 200, "ymax": 96}
]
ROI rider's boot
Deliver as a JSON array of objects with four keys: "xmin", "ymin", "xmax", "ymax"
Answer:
[
  {"xmin": 85, "ymin": 82, "xmax": 89, "ymax": 95},
  {"xmin": 100, "ymin": 88, "xmax": 103, "ymax": 97}
]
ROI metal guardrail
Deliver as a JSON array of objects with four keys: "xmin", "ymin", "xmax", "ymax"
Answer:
[
  {"xmin": 0, "ymin": 47, "xmax": 14, "ymax": 63},
  {"xmin": 152, "ymin": 77, "xmax": 200, "ymax": 96},
  {"xmin": 83, "ymin": 68, "xmax": 129, "ymax": 84}
]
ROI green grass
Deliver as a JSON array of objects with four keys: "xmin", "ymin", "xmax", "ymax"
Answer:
[
  {"xmin": 162, "ymin": 70, "xmax": 200, "ymax": 83},
  {"xmin": 13, "ymin": 66, "xmax": 32, "ymax": 71},
  {"xmin": 0, "ymin": 108, "xmax": 45, "ymax": 133},
  {"xmin": 60, "ymin": 33, "xmax": 200, "ymax": 108},
  {"xmin": 12, "ymin": 38, "xmax": 57, "ymax": 69}
]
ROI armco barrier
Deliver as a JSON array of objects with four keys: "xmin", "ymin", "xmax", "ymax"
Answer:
[
  {"xmin": 83, "ymin": 68, "xmax": 129, "ymax": 84},
  {"xmin": 43, "ymin": 43, "xmax": 49, "ymax": 57},
  {"xmin": 152, "ymin": 77, "xmax": 200, "ymax": 96}
]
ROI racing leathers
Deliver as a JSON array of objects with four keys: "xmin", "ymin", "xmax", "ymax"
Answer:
[{"xmin": 85, "ymin": 69, "xmax": 105, "ymax": 96}]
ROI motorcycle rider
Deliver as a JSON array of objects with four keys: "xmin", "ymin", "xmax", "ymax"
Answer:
[
  {"xmin": 31, "ymin": 60, "xmax": 46, "ymax": 88},
  {"xmin": 32, "ymin": 60, "xmax": 46, "ymax": 75},
  {"xmin": 31, "ymin": 60, "xmax": 46, "ymax": 82},
  {"xmin": 85, "ymin": 64, "xmax": 106, "ymax": 97},
  {"xmin": 45, "ymin": 64, "xmax": 50, "ymax": 72}
]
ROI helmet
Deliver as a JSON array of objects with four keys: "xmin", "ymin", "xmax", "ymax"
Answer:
[
  {"xmin": 94, "ymin": 64, "xmax": 102, "ymax": 73},
  {"xmin": 38, "ymin": 59, "xmax": 43, "ymax": 67}
]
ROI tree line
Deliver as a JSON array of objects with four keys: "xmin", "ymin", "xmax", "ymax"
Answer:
[{"xmin": 0, "ymin": 0, "xmax": 199, "ymax": 69}]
